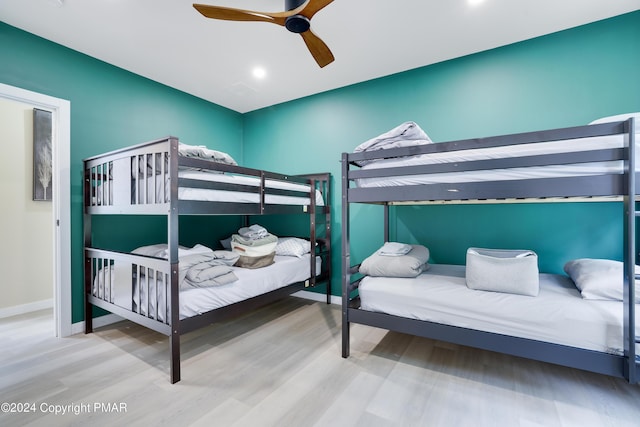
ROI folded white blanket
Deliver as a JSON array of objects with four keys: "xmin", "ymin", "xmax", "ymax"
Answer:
[
  {"xmin": 184, "ymin": 262, "xmax": 238, "ymax": 287},
  {"xmin": 353, "ymin": 121, "xmax": 432, "ymax": 165},
  {"xmin": 232, "ymin": 232, "xmax": 278, "ymax": 247},
  {"xmin": 238, "ymin": 224, "xmax": 269, "ymax": 240},
  {"xmin": 177, "ymin": 251, "xmax": 240, "ymax": 289},
  {"xmin": 377, "ymin": 242, "xmax": 412, "ymax": 257}
]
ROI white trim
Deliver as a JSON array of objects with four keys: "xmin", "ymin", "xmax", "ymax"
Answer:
[
  {"xmin": 71, "ymin": 314, "xmax": 123, "ymax": 335},
  {"xmin": 293, "ymin": 290, "xmax": 341, "ymax": 305},
  {"xmin": 0, "ymin": 83, "xmax": 71, "ymax": 338},
  {"xmin": 0, "ymin": 299, "xmax": 54, "ymax": 319}
]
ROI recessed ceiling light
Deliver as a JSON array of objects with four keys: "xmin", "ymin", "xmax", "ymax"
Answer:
[
  {"xmin": 252, "ymin": 67, "xmax": 267, "ymax": 80},
  {"xmin": 468, "ymin": 0, "xmax": 485, "ymax": 6}
]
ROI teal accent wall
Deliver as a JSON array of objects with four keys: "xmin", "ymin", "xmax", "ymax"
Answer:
[
  {"xmin": 0, "ymin": 22, "xmax": 243, "ymax": 322},
  {"xmin": 1, "ymin": 11, "xmax": 639, "ymax": 320},
  {"xmin": 243, "ymin": 11, "xmax": 640, "ymax": 283}
]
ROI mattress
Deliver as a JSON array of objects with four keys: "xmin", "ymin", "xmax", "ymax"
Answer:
[
  {"xmin": 125, "ymin": 254, "xmax": 321, "ymax": 320},
  {"xmin": 178, "ymin": 254, "xmax": 321, "ymax": 319},
  {"xmin": 176, "ymin": 170, "xmax": 325, "ymax": 206},
  {"xmin": 357, "ymin": 264, "xmax": 639, "ymax": 355},
  {"xmin": 355, "ymin": 133, "xmax": 638, "ymax": 189},
  {"xmin": 97, "ymin": 170, "xmax": 325, "ymax": 206}
]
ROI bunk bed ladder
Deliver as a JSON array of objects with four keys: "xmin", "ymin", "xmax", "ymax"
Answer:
[{"xmin": 624, "ymin": 117, "xmax": 637, "ymax": 384}]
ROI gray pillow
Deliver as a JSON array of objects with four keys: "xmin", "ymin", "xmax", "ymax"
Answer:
[{"xmin": 466, "ymin": 248, "xmax": 539, "ymax": 296}]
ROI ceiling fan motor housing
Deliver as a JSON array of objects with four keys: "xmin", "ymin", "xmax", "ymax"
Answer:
[
  {"xmin": 285, "ymin": 15, "xmax": 310, "ymax": 33},
  {"xmin": 284, "ymin": 0, "xmax": 309, "ymax": 33}
]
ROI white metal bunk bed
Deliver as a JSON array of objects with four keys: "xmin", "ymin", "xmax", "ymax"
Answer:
[
  {"xmin": 341, "ymin": 117, "xmax": 638, "ymax": 383},
  {"xmin": 84, "ymin": 136, "xmax": 331, "ymax": 383}
]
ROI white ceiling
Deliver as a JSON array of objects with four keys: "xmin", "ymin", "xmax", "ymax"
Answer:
[{"xmin": 2, "ymin": 0, "xmax": 639, "ymax": 113}]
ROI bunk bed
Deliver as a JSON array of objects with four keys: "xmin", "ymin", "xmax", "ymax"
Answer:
[
  {"xmin": 84, "ymin": 136, "xmax": 331, "ymax": 383},
  {"xmin": 341, "ymin": 116, "xmax": 639, "ymax": 383}
]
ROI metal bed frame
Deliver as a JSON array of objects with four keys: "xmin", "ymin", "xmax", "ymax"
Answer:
[
  {"xmin": 341, "ymin": 118, "xmax": 638, "ymax": 383},
  {"xmin": 84, "ymin": 136, "xmax": 331, "ymax": 383}
]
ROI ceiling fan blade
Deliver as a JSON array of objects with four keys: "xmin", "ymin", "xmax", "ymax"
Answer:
[
  {"xmin": 299, "ymin": 0, "xmax": 334, "ymax": 20},
  {"xmin": 193, "ymin": 4, "xmax": 288, "ymax": 26},
  {"xmin": 300, "ymin": 29, "xmax": 334, "ymax": 68}
]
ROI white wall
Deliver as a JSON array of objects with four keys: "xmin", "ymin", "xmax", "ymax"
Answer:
[{"xmin": 0, "ymin": 97, "xmax": 53, "ymax": 310}]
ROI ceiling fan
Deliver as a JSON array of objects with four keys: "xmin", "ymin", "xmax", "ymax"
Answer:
[{"xmin": 193, "ymin": 0, "xmax": 335, "ymax": 68}]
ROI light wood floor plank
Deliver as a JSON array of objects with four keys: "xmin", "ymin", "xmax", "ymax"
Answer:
[{"xmin": 0, "ymin": 299, "xmax": 638, "ymax": 427}]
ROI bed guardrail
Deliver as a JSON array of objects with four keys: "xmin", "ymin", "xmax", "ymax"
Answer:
[
  {"xmin": 84, "ymin": 137, "xmax": 332, "ymax": 216},
  {"xmin": 84, "ymin": 248, "xmax": 173, "ymax": 336}
]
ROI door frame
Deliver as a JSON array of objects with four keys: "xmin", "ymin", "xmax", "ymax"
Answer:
[{"xmin": 0, "ymin": 83, "xmax": 71, "ymax": 337}]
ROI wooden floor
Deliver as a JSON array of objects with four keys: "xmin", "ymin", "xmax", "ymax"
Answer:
[{"xmin": 1, "ymin": 299, "xmax": 638, "ymax": 427}]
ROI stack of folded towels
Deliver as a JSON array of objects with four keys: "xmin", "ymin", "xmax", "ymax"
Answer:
[{"xmin": 230, "ymin": 224, "xmax": 278, "ymax": 268}]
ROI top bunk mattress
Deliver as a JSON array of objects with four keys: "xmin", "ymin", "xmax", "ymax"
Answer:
[
  {"xmin": 357, "ymin": 264, "xmax": 639, "ymax": 356},
  {"xmin": 177, "ymin": 170, "xmax": 325, "ymax": 206},
  {"xmin": 355, "ymin": 131, "xmax": 638, "ymax": 189}
]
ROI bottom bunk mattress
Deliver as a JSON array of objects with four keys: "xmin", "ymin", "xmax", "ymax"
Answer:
[
  {"xmin": 177, "ymin": 254, "xmax": 321, "ymax": 319},
  {"xmin": 357, "ymin": 264, "xmax": 639, "ymax": 356},
  {"xmin": 94, "ymin": 254, "xmax": 321, "ymax": 321}
]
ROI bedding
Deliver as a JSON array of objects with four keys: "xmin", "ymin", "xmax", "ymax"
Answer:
[
  {"xmin": 354, "ymin": 129, "xmax": 639, "ymax": 189},
  {"xmin": 358, "ymin": 264, "xmax": 640, "ymax": 355},
  {"xmin": 96, "ymin": 170, "xmax": 325, "ymax": 206},
  {"xmin": 353, "ymin": 121, "xmax": 432, "ymax": 166},
  {"xmin": 275, "ymin": 237, "xmax": 312, "ymax": 258},
  {"xmin": 563, "ymin": 258, "xmax": 640, "ymax": 303},
  {"xmin": 108, "ymin": 244, "xmax": 240, "ymax": 291},
  {"xmin": 134, "ymin": 142, "xmax": 238, "ymax": 177},
  {"xmin": 93, "ymin": 253, "xmax": 321, "ymax": 320},
  {"xmin": 465, "ymin": 248, "xmax": 539, "ymax": 296},
  {"xmin": 359, "ymin": 244, "xmax": 430, "ymax": 278}
]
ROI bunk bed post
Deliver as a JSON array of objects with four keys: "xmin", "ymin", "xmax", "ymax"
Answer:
[
  {"xmin": 623, "ymin": 117, "xmax": 637, "ymax": 384},
  {"xmin": 168, "ymin": 137, "xmax": 181, "ymax": 383},
  {"xmin": 83, "ymin": 167, "xmax": 93, "ymax": 334},
  {"xmin": 324, "ymin": 174, "xmax": 332, "ymax": 305},
  {"xmin": 341, "ymin": 154, "xmax": 351, "ymax": 357},
  {"xmin": 309, "ymin": 178, "xmax": 318, "ymax": 288},
  {"xmin": 384, "ymin": 204, "xmax": 390, "ymax": 243}
]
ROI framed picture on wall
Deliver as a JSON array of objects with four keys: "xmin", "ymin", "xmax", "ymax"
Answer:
[{"xmin": 33, "ymin": 108, "xmax": 53, "ymax": 201}]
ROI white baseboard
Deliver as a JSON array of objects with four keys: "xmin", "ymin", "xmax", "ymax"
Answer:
[
  {"xmin": 293, "ymin": 290, "xmax": 341, "ymax": 305},
  {"xmin": 0, "ymin": 299, "xmax": 53, "ymax": 319},
  {"xmin": 71, "ymin": 313, "xmax": 123, "ymax": 335}
]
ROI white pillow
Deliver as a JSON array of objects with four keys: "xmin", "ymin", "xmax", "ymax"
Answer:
[
  {"xmin": 563, "ymin": 258, "xmax": 639, "ymax": 302},
  {"xmin": 589, "ymin": 112, "xmax": 640, "ymax": 125},
  {"xmin": 275, "ymin": 237, "xmax": 311, "ymax": 258},
  {"xmin": 132, "ymin": 243, "xmax": 213, "ymax": 259},
  {"xmin": 131, "ymin": 244, "xmax": 169, "ymax": 258}
]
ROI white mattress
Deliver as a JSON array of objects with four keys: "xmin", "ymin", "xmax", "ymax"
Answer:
[
  {"xmin": 356, "ymin": 133, "xmax": 638, "ymax": 188},
  {"xmin": 358, "ymin": 264, "xmax": 639, "ymax": 355},
  {"xmin": 178, "ymin": 254, "xmax": 321, "ymax": 319},
  {"xmin": 124, "ymin": 254, "xmax": 321, "ymax": 320},
  {"xmin": 98, "ymin": 171, "xmax": 325, "ymax": 206},
  {"xmin": 176, "ymin": 170, "xmax": 325, "ymax": 206}
]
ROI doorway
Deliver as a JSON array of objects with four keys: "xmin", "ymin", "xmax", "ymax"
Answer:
[{"xmin": 0, "ymin": 83, "xmax": 71, "ymax": 337}]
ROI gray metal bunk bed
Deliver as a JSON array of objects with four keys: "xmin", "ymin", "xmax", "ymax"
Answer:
[
  {"xmin": 341, "ymin": 118, "xmax": 638, "ymax": 383},
  {"xmin": 84, "ymin": 136, "xmax": 331, "ymax": 383}
]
